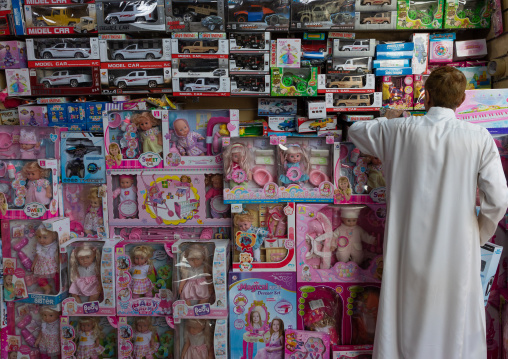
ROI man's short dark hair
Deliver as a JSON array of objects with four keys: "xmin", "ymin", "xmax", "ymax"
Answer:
[{"xmin": 426, "ymin": 66, "xmax": 467, "ymax": 109}]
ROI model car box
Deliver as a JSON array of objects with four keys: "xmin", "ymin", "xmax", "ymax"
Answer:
[
  {"xmin": 373, "ymin": 58, "xmax": 411, "ymax": 68},
  {"xmin": 0, "ymin": 41, "xmax": 26, "ymax": 69},
  {"xmin": 258, "ymin": 98, "xmax": 297, "ymax": 116},
  {"xmin": 165, "ymin": 0, "xmax": 225, "ymax": 32},
  {"xmin": 333, "ymin": 38, "xmax": 376, "ymax": 58},
  {"xmin": 480, "ymin": 242, "xmax": 502, "ymax": 306},
  {"xmin": 354, "ymin": 10, "xmax": 396, "ymax": 29},
  {"xmin": 444, "ymin": 0, "xmax": 490, "ymax": 28},
  {"xmin": 26, "ymin": 38, "xmax": 99, "ymax": 61},
  {"xmin": 268, "ymin": 116, "xmax": 296, "ymax": 132},
  {"xmin": 230, "ymin": 32, "xmax": 271, "ymax": 52},
  {"xmin": 96, "ymin": 0, "xmax": 165, "ymax": 32},
  {"xmin": 227, "ymin": 0, "xmax": 290, "ymax": 32},
  {"xmin": 326, "ymin": 92, "xmax": 382, "ymax": 112},
  {"xmin": 231, "ymin": 74, "xmax": 271, "ymax": 95},
  {"xmin": 290, "ymin": 0, "xmax": 356, "ymax": 30},
  {"xmin": 298, "ymin": 116, "xmax": 338, "ymax": 132},
  {"xmin": 413, "ymin": 74, "xmax": 428, "ymax": 109},
  {"xmin": 100, "ymin": 62, "xmax": 172, "ymax": 95},
  {"xmin": 99, "ymin": 38, "xmax": 171, "ymax": 62},
  {"xmin": 24, "ymin": 4, "xmax": 97, "ymax": 35},
  {"xmin": 170, "ymin": 35, "xmax": 229, "ymax": 58},
  {"xmin": 318, "ymin": 73, "xmax": 375, "ymax": 93},
  {"xmin": 356, "ymin": 0, "xmax": 397, "ymax": 11},
  {"xmin": 271, "ymin": 67, "xmax": 318, "ymax": 97},
  {"xmin": 230, "ymin": 53, "xmax": 270, "ymax": 73},
  {"xmin": 397, "ymin": 0, "xmax": 444, "ymax": 29},
  {"xmin": 329, "ymin": 57, "xmax": 373, "ymax": 74},
  {"xmin": 172, "ymin": 76, "xmax": 230, "ymax": 96},
  {"xmin": 172, "ymin": 58, "xmax": 228, "ymax": 78},
  {"xmin": 0, "ymin": 14, "xmax": 14, "ymax": 36},
  {"xmin": 342, "ymin": 114, "xmax": 375, "ymax": 121}
]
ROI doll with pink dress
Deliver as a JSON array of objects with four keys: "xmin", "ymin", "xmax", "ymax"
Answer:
[
  {"xmin": 35, "ymin": 306, "xmax": 61, "ymax": 359},
  {"xmin": 31, "ymin": 225, "xmax": 59, "ymax": 294},
  {"xmin": 69, "ymin": 244, "xmax": 102, "ymax": 304},
  {"xmin": 22, "ymin": 162, "xmax": 52, "ymax": 205},
  {"xmin": 132, "ymin": 317, "xmax": 159, "ymax": 359},
  {"xmin": 159, "ymin": 288, "xmax": 172, "ymax": 315},
  {"xmin": 131, "ymin": 112, "xmax": 163, "ymax": 155},
  {"xmin": 223, "ymin": 143, "xmax": 253, "ymax": 188},
  {"xmin": 181, "ymin": 319, "xmax": 213, "ymax": 359},
  {"xmin": 112, "ymin": 174, "xmax": 138, "ymax": 219},
  {"xmin": 130, "ymin": 245, "xmax": 155, "ymax": 298},
  {"xmin": 19, "ymin": 129, "xmax": 39, "ymax": 159},
  {"xmin": 254, "ymin": 318, "xmax": 284, "ymax": 359},
  {"xmin": 172, "ymin": 118, "xmax": 206, "ymax": 156},
  {"xmin": 75, "ymin": 317, "xmax": 105, "ymax": 359},
  {"xmin": 84, "ymin": 187, "xmax": 104, "ymax": 236},
  {"xmin": 178, "ymin": 244, "xmax": 213, "ymax": 306}
]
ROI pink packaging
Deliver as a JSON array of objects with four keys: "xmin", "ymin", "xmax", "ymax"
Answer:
[
  {"xmin": 0, "ymin": 125, "xmax": 61, "ymax": 160},
  {"xmin": 109, "ymin": 225, "xmax": 230, "ymax": 241},
  {"xmin": 413, "ymin": 74, "xmax": 429, "ymax": 110},
  {"xmin": 284, "ymin": 329, "xmax": 331, "ymax": 359},
  {"xmin": 332, "ymin": 345, "xmax": 373, "ymax": 358},
  {"xmin": 380, "ymin": 75, "xmax": 413, "ymax": 110},
  {"xmin": 454, "ymin": 39, "xmax": 487, "ymax": 60},
  {"xmin": 18, "ymin": 105, "xmax": 48, "ymax": 127},
  {"xmin": 429, "ymin": 39, "xmax": 454, "ymax": 63},
  {"xmin": 0, "ymin": 41, "xmax": 27, "ymax": 69}
]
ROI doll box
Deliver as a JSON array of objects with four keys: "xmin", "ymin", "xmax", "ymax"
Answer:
[
  {"xmin": 480, "ymin": 242, "xmax": 502, "ymax": 306},
  {"xmin": 173, "ymin": 318, "xmax": 227, "ymax": 359},
  {"xmin": 0, "ymin": 125, "xmax": 61, "ymax": 160},
  {"xmin": 100, "ymin": 62, "xmax": 172, "ymax": 95},
  {"xmin": 229, "ymin": 32, "xmax": 271, "ymax": 52},
  {"xmin": 24, "ymin": 4, "xmax": 97, "ymax": 35},
  {"xmin": 28, "ymin": 65, "xmax": 101, "ymax": 96},
  {"xmin": 172, "ymin": 238, "xmax": 229, "ymax": 319},
  {"xmin": 170, "ymin": 37, "xmax": 229, "ymax": 58},
  {"xmin": 18, "ymin": 105, "xmax": 48, "ymax": 127},
  {"xmin": 413, "ymin": 74, "xmax": 428, "ymax": 110},
  {"xmin": 26, "ymin": 38, "xmax": 99, "ymax": 62},
  {"xmin": 380, "ymin": 75, "xmax": 414, "ymax": 110},
  {"xmin": 276, "ymin": 38, "xmax": 302, "ymax": 68},
  {"xmin": 165, "ymin": 0, "xmax": 225, "ymax": 32},
  {"xmin": 325, "ymin": 92, "xmax": 382, "ymax": 112},
  {"xmin": 318, "ymin": 74, "xmax": 375, "ymax": 93},
  {"xmin": 332, "ymin": 345, "xmax": 374, "ymax": 358},
  {"xmin": 231, "ymin": 75, "xmax": 271, "ymax": 96},
  {"xmin": 6, "ymin": 69, "xmax": 31, "ymax": 97},
  {"xmin": 228, "ymin": 271, "xmax": 298, "ymax": 359},
  {"xmin": 99, "ymin": 38, "xmax": 171, "ymax": 62},
  {"xmin": 333, "ymin": 39, "xmax": 376, "ymax": 58},
  {"xmin": 61, "ymin": 132, "xmax": 106, "ymax": 184},
  {"xmin": 0, "ymin": 41, "xmax": 27, "ymax": 69},
  {"xmin": 284, "ymin": 329, "xmax": 331, "ymax": 359},
  {"xmin": 172, "ymin": 76, "xmax": 231, "ymax": 96},
  {"xmin": 258, "ymin": 98, "xmax": 298, "ymax": 116},
  {"xmin": 96, "ymin": 0, "xmax": 166, "ymax": 33}
]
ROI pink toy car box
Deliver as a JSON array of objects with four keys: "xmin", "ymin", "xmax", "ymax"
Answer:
[
  {"xmin": 284, "ymin": 329, "xmax": 331, "ymax": 359},
  {"xmin": 0, "ymin": 125, "xmax": 61, "ymax": 160},
  {"xmin": 173, "ymin": 318, "xmax": 228, "ymax": 359},
  {"xmin": 0, "ymin": 41, "xmax": 27, "ymax": 69}
]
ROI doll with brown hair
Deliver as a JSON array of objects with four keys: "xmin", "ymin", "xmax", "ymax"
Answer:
[
  {"xmin": 131, "ymin": 112, "xmax": 163, "ymax": 155},
  {"xmin": 36, "ymin": 306, "xmax": 61, "ymax": 358},
  {"xmin": 254, "ymin": 318, "xmax": 285, "ymax": 359},
  {"xmin": 22, "ymin": 162, "xmax": 52, "ymax": 205},
  {"xmin": 132, "ymin": 317, "xmax": 159, "ymax": 359},
  {"xmin": 31, "ymin": 225, "xmax": 59, "ymax": 294},
  {"xmin": 223, "ymin": 143, "xmax": 253, "ymax": 188},
  {"xmin": 84, "ymin": 187, "xmax": 104, "ymax": 236},
  {"xmin": 178, "ymin": 244, "xmax": 214, "ymax": 306},
  {"xmin": 75, "ymin": 317, "xmax": 105, "ymax": 359},
  {"xmin": 279, "ymin": 144, "xmax": 310, "ymax": 186},
  {"xmin": 106, "ymin": 142, "xmax": 123, "ymax": 166},
  {"xmin": 181, "ymin": 319, "xmax": 213, "ymax": 359},
  {"xmin": 364, "ymin": 155, "xmax": 385, "ymax": 191},
  {"xmin": 70, "ymin": 244, "xmax": 102, "ymax": 303},
  {"xmin": 130, "ymin": 245, "xmax": 155, "ymax": 298},
  {"xmin": 0, "ymin": 192, "xmax": 8, "ymax": 215}
]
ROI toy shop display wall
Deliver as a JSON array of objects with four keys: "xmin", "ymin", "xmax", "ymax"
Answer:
[{"xmin": 0, "ymin": 0, "xmax": 508, "ymax": 357}]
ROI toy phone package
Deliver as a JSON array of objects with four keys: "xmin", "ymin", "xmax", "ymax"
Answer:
[
  {"xmin": 2, "ymin": 217, "xmax": 70, "ymax": 305},
  {"xmin": 115, "ymin": 239, "xmax": 174, "ymax": 316},
  {"xmin": 117, "ymin": 316, "xmax": 174, "ymax": 359},
  {"xmin": 61, "ymin": 132, "xmax": 106, "ymax": 184},
  {"xmin": 0, "ymin": 126, "xmax": 60, "ymax": 160},
  {"xmin": 296, "ymin": 203, "xmax": 384, "ymax": 283},
  {"xmin": 228, "ymin": 271, "xmax": 297, "ymax": 359},
  {"xmin": 172, "ymin": 239, "xmax": 229, "ymax": 319},
  {"xmin": 284, "ymin": 329, "xmax": 331, "ymax": 359},
  {"xmin": 380, "ymin": 75, "xmax": 414, "ymax": 110},
  {"xmin": 174, "ymin": 318, "xmax": 227, "ymax": 359}
]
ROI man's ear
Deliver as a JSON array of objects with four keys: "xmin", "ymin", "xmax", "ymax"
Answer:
[{"xmin": 457, "ymin": 93, "xmax": 466, "ymax": 109}]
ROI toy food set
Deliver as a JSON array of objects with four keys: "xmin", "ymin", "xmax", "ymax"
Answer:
[
  {"xmin": 5, "ymin": 68, "xmax": 31, "ymax": 97},
  {"xmin": 284, "ymin": 329, "xmax": 331, "ymax": 359},
  {"xmin": 100, "ymin": 63, "xmax": 172, "ymax": 95},
  {"xmin": 103, "ymin": 109, "xmax": 168, "ymax": 169},
  {"xmin": 172, "ymin": 58, "xmax": 229, "ymax": 78},
  {"xmin": 412, "ymin": 32, "xmax": 430, "ymax": 74},
  {"xmin": 259, "ymin": 98, "xmax": 298, "ymax": 116},
  {"xmin": 331, "ymin": 57, "xmax": 373, "ymax": 73},
  {"xmin": 296, "ymin": 203, "xmax": 384, "ymax": 283},
  {"xmin": 318, "ymin": 73, "xmax": 376, "ymax": 93},
  {"xmin": 2, "ymin": 217, "xmax": 70, "ymax": 304},
  {"xmin": 334, "ymin": 142, "xmax": 387, "ymax": 203},
  {"xmin": 165, "ymin": 0, "xmax": 225, "ymax": 32},
  {"xmin": 228, "ymin": 271, "xmax": 297, "ymax": 359},
  {"xmin": 172, "ymin": 76, "xmax": 231, "ymax": 96},
  {"xmin": 18, "ymin": 105, "xmax": 48, "ymax": 127},
  {"xmin": 429, "ymin": 33, "xmax": 455, "ymax": 63},
  {"xmin": 231, "ymin": 202, "xmax": 296, "ymax": 272},
  {"xmin": 60, "ymin": 316, "xmax": 117, "ymax": 359},
  {"xmin": 326, "ymin": 92, "xmax": 382, "ymax": 112},
  {"xmin": 271, "ymin": 67, "xmax": 318, "ymax": 97},
  {"xmin": 276, "ymin": 38, "xmax": 302, "ymax": 68},
  {"xmin": 230, "ymin": 53, "xmax": 270, "ymax": 73},
  {"xmin": 99, "ymin": 38, "xmax": 171, "ymax": 62},
  {"xmin": 170, "ymin": 35, "xmax": 229, "ymax": 58},
  {"xmin": 230, "ymin": 32, "xmax": 271, "ymax": 52},
  {"xmin": 380, "ymin": 75, "xmax": 414, "ymax": 110},
  {"xmin": 480, "ymin": 242, "xmax": 502, "ymax": 305},
  {"xmin": 24, "ymin": 4, "xmax": 97, "ymax": 35},
  {"xmin": 332, "ymin": 345, "xmax": 374, "ymax": 358},
  {"xmin": 444, "ymin": 0, "xmax": 490, "ymax": 28},
  {"xmin": 172, "ymin": 239, "xmax": 229, "ymax": 319},
  {"xmin": 117, "ymin": 316, "xmax": 174, "ymax": 359},
  {"xmin": 95, "ymin": 0, "xmax": 166, "ymax": 32},
  {"xmin": 115, "ymin": 239, "xmax": 174, "ymax": 316},
  {"xmin": 291, "ymin": 0, "xmax": 355, "ymax": 30},
  {"xmin": 226, "ymin": 0, "xmax": 290, "ymax": 32},
  {"xmin": 354, "ymin": 11, "xmax": 397, "ymax": 30},
  {"xmin": 0, "ymin": 109, "xmax": 19, "ymax": 126},
  {"xmin": 26, "ymin": 38, "xmax": 99, "ymax": 62},
  {"xmin": 333, "ymin": 39, "xmax": 376, "ymax": 58},
  {"xmin": 455, "ymin": 39, "xmax": 487, "ymax": 59},
  {"xmin": 413, "ymin": 74, "xmax": 428, "ymax": 110},
  {"xmin": 0, "ymin": 126, "xmax": 60, "ymax": 160},
  {"xmin": 174, "ymin": 318, "xmax": 227, "ymax": 359},
  {"xmin": 0, "ymin": 41, "xmax": 26, "ymax": 69},
  {"xmin": 231, "ymin": 74, "xmax": 271, "ymax": 95},
  {"xmin": 396, "ymin": 0, "xmax": 444, "ymax": 29},
  {"xmin": 61, "ymin": 132, "xmax": 106, "ymax": 184}
]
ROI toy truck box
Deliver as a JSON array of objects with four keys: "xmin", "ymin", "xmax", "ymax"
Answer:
[
  {"xmin": 271, "ymin": 67, "xmax": 318, "ymax": 97},
  {"xmin": 227, "ymin": 0, "xmax": 290, "ymax": 32},
  {"xmin": 165, "ymin": 0, "xmax": 225, "ymax": 32},
  {"xmin": 326, "ymin": 92, "xmax": 382, "ymax": 112},
  {"xmin": 24, "ymin": 4, "xmax": 97, "ymax": 35},
  {"xmin": 172, "ymin": 57, "xmax": 229, "ymax": 78},
  {"xmin": 26, "ymin": 38, "xmax": 99, "ymax": 61},
  {"xmin": 333, "ymin": 38, "xmax": 376, "ymax": 58},
  {"xmin": 291, "ymin": 0, "xmax": 355, "ymax": 30},
  {"xmin": 356, "ymin": 0, "xmax": 397, "ymax": 11},
  {"xmin": 170, "ymin": 36, "xmax": 229, "ymax": 58},
  {"xmin": 96, "ymin": 0, "xmax": 166, "ymax": 32},
  {"xmin": 100, "ymin": 62, "xmax": 172, "ymax": 95},
  {"xmin": 172, "ymin": 76, "xmax": 230, "ymax": 96},
  {"xmin": 397, "ymin": 0, "xmax": 445, "ymax": 29},
  {"xmin": 318, "ymin": 73, "xmax": 375, "ymax": 93},
  {"xmin": 99, "ymin": 38, "xmax": 171, "ymax": 62},
  {"xmin": 354, "ymin": 10, "xmax": 397, "ymax": 29},
  {"xmin": 444, "ymin": 0, "xmax": 490, "ymax": 29}
]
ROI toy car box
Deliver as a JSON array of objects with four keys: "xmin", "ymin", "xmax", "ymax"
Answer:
[
  {"xmin": 380, "ymin": 75, "xmax": 414, "ymax": 110},
  {"xmin": 61, "ymin": 132, "xmax": 106, "ymax": 184},
  {"xmin": 330, "ymin": 57, "xmax": 373, "ymax": 73},
  {"xmin": 480, "ymin": 242, "xmax": 502, "ymax": 306},
  {"xmin": 227, "ymin": 0, "xmax": 290, "ymax": 32},
  {"xmin": 24, "ymin": 4, "xmax": 97, "ymax": 35},
  {"xmin": 100, "ymin": 62, "xmax": 172, "ymax": 95},
  {"xmin": 231, "ymin": 74, "xmax": 271, "ymax": 95},
  {"xmin": 373, "ymin": 58, "xmax": 411, "ymax": 68},
  {"xmin": 298, "ymin": 116, "xmax": 338, "ymax": 132},
  {"xmin": 271, "ymin": 67, "xmax": 318, "ymax": 97},
  {"xmin": 172, "ymin": 58, "xmax": 229, "ymax": 78},
  {"xmin": 268, "ymin": 116, "xmax": 296, "ymax": 132},
  {"xmin": 307, "ymin": 100, "xmax": 327, "ymax": 120},
  {"xmin": 318, "ymin": 73, "xmax": 375, "ymax": 93},
  {"xmin": 170, "ymin": 34, "xmax": 229, "ymax": 58},
  {"xmin": 0, "ymin": 41, "xmax": 27, "ymax": 69},
  {"xmin": 290, "ymin": 0, "xmax": 356, "ymax": 30},
  {"xmin": 354, "ymin": 10, "xmax": 397, "ymax": 30},
  {"xmin": 258, "ymin": 98, "xmax": 297, "ymax": 116},
  {"xmin": 333, "ymin": 38, "xmax": 376, "ymax": 58},
  {"xmin": 172, "ymin": 76, "xmax": 230, "ymax": 96},
  {"xmin": 444, "ymin": 0, "xmax": 490, "ymax": 29},
  {"xmin": 165, "ymin": 0, "xmax": 225, "ymax": 32},
  {"xmin": 397, "ymin": 0, "xmax": 444, "ymax": 29},
  {"xmin": 230, "ymin": 32, "xmax": 271, "ymax": 52},
  {"xmin": 356, "ymin": 0, "xmax": 396, "ymax": 11},
  {"xmin": 230, "ymin": 53, "xmax": 270, "ymax": 73},
  {"xmin": 99, "ymin": 38, "xmax": 171, "ymax": 62},
  {"xmin": 26, "ymin": 38, "xmax": 99, "ymax": 61},
  {"xmin": 413, "ymin": 74, "xmax": 428, "ymax": 109},
  {"xmin": 374, "ymin": 67, "xmax": 413, "ymax": 76},
  {"xmin": 95, "ymin": 0, "xmax": 166, "ymax": 32},
  {"xmin": 326, "ymin": 92, "xmax": 382, "ymax": 112}
]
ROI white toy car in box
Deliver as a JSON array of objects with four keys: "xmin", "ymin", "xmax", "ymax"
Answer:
[
  {"xmin": 26, "ymin": 38, "xmax": 100, "ymax": 61},
  {"xmin": 41, "ymin": 70, "xmax": 92, "ymax": 88}
]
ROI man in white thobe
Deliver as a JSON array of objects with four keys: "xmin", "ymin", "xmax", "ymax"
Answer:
[{"xmin": 349, "ymin": 66, "xmax": 508, "ymax": 359}]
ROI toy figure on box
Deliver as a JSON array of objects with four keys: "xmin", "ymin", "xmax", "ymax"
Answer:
[
  {"xmin": 234, "ymin": 210, "xmax": 269, "ymax": 262},
  {"xmin": 20, "ymin": 129, "xmax": 39, "ymax": 160},
  {"xmin": 178, "ymin": 244, "xmax": 213, "ymax": 306},
  {"xmin": 35, "ymin": 306, "xmax": 61, "ymax": 358},
  {"xmin": 70, "ymin": 244, "xmax": 102, "ymax": 303},
  {"xmin": 334, "ymin": 207, "xmax": 377, "ymax": 264},
  {"xmin": 28, "ymin": 110, "xmax": 37, "ymax": 126},
  {"xmin": 31, "ymin": 225, "xmax": 59, "ymax": 294},
  {"xmin": 23, "ymin": 162, "xmax": 52, "ymax": 205},
  {"xmin": 130, "ymin": 245, "xmax": 155, "ymax": 298},
  {"xmin": 254, "ymin": 318, "xmax": 284, "ymax": 359},
  {"xmin": 279, "ymin": 144, "xmax": 310, "ymax": 186},
  {"xmin": 11, "ymin": 73, "xmax": 26, "ymax": 94},
  {"xmin": 280, "ymin": 44, "xmax": 297, "ymax": 65},
  {"xmin": 172, "ymin": 118, "xmax": 206, "ymax": 156},
  {"xmin": 334, "ymin": 176, "xmax": 352, "ymax": 203},
  {"xmin": 181, "ymin": 319, "xmax": 213, "ymax": 359},
  {"xmin": 4, "ymin": 274, "xmax": 14, "ymax": 301},
  {"xmin": 224, "ymin": 143, "xmax": 253, "ymax": 187},
  {"xmin": 3, "ymin": 44, "xmax": 14, "ymax": 67},
  {"xmin": 133, "ymin": 317, "xmax": 159, "ymax": 359},
  {"xmin": 249, "ymin": 310, "xmax": 263, "ymax": 334},
  {"xmin": 112, "ymin": 175, "xmax": 138, "ymax": 219},
  {"xmin": 106, "ymin": 143, "xmax": 123, "ymax": 166},
  {"xmin": 159, "ymin": 289, "xmax": 172, "ymax": 315},
  {"xmin": 205, "ymin": 174, "xmax": 228, "ymax": 219},
  {"xmin": 15, "ymin": 279, "xmax": 26, "ymax": 299},
  {"xmin": 75, "ymin": 318, "xmax": 105, "ymax": 359},
  {"xmin": 84, "ymin": 187, "xmax": 104, "ymax": 236},
  {"xmin": 131, "ymin": 112, "xmax": 163, "ymax": 155},
  {"xmin": 305, "ymin": 212, "xmax": 335, "ymax": 270}
]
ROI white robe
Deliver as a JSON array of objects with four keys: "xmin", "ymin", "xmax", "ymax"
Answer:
[{"xmin": 349, "ymin": 107, "xmax": 508, "ymax": 359}]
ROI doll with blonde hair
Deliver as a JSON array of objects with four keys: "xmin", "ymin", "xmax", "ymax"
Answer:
[
  {"xmin": 3, "ymin": 274, "xmax": 14, "ymax": 301},
  {"xmin": 31, "ymin": 225, "xmax": 59, "ymax": 294},
  {"xmin": 70, "ymin": 244, "xmax": 102, "ymax": 303},
  {"xmin": 279, "ymin": 144, "xmax": 310, "ymax": 186},
  {"xmin": 106, "ymin": 143, "xmax": 123, "ymax": 166},
  {"xmin": 22, "ymin": 162, "xmax": 52, "ymax": 205},
  {"xmin": 181, "ymin": 319, "xmax": 213, "ymax": 359},
  {"xmin": 131, "ymin": 112, "xmax": 163, "ymax": 155},
  {"xmin": 132, "ymin": 317, "xmax": 159, "ymax": 359},
  {"xmin": 36, "ymin": 306, "xmax": 61, "ymax": 358},
  {"xmin": 84, "ymin": 187, "xmax": 103, "ymax": 235},
  {"xmin": 178, "ymin": 244, "xmax": 213, "ymax": 306},
  {"xmin": 254, "ymin": 318, "xmax": 285, "ymax": 359},
  {"xmin": 234, "ymin": 210, "xmax": 269, "ymax": 262},
  {"xmin": 0, "ymin": 192, "xmax": 8, "ymax": 215},
  {"xmin": 334, "ymin": 176, "xmax": 352, "ymax": 203},
  {"xmin": 75, "ymin": 317, "xmax": 105, "ymax": 359},
  {"xmin": 15, "ymin": 280, "xmax": 26, "ymax": 299},
  {"xmin": 223, "ymin": 142, "xmax": 252, "ymax": 187},
  {"xmin": 180, "ymin": 175, "xmax": 192, "ymax": 184},
  {"xmin": 130, "ymin": 245, "xmax": 155, "ymax": 298}
]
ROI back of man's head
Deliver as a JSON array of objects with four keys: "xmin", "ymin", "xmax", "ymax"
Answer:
[{"xmin": 425, "ymin": 66, "xmax": 467, "ymax": 109}]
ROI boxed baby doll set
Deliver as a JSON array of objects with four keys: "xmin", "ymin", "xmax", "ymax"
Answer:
[
  {"xmin": 284, "ymin": 329, "xmax": 331, "ymax": 359},
  {"xmin": 173, "ymin": 318, "xmax": 227, "ymax": 359},
  {"xmin": 0, "ymin": 126, "xmax": 61, "ymax": 161}
]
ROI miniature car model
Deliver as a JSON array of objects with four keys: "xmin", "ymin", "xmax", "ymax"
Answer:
[
  {"xmin": 340, "ymin": 40, "xmax": 370, "ymax": 51},
  {"xmin": 104, "ymin": 0, "xmax": 157, "ymax": 24},
  {"xmin": 235, "ymin": 34, "xmax": 263, "ymax": 48},
  {"xmin": 112, "ymin": 44, "xmax": 162, "ymax": 60},
  {"xmin": 296, "ymin": 2, "xmax": 341, "ymax": 22},
  {"xmin": 40, "ymin": 71, "xmax": 92, "ymax": 88},
  {"xmin": 361, "ymin": 12, "xmax": 391, "ymax": 24},
  {"xmin": 331, "ymin": 12, "xmax": 354, "ymax": 24},
  {"xmin": 236, "ymin": 77, "xmax": 266, "ymax": 92},
  {"xmin": 234, "ymin": 5, "xmax": 274, "ymax": 22},
  {"xmin": 201, "ymin": 15, "xmax": 223, "ymax": 30},
  {"xmin": 334, "ymin": 94, "xmax": 372, "ymax": 106},
  {"xmin": 308, "ymin": 117, "xmax": 334, "ymax": 130},
  {"xmin": 175, "ymin": 4, "xmax": 217, "ymax": 22},
  {"xmin": 264, "ymin": 12, "xmax": 289, "ymax": 25},
  {"xmin": 281, "ymin": 73, "xmax": 309, "ymax": 92},
  {"xmin": 181, "ymin": 40, "xmax": 218, "ymax": 53},
  {"xmin": 183, "ymin": 78, "xmax": 219, "ymax": 92},
  {"xmin": 234, "ymin": 55, "xmax": 263, "ymax": 70},
  {"xmin": 334, "ymin": 58, "xmax": 369, "ymax": 73},
  {"xmin": 40, "ymin": 43, "xmax": 91, "ymax": 59},
  {"xmin": 278, "ymin": 119, "xmax": 294, "ymax": 130},
  {"xmin": 329, "ymin": 76, "xmax": 364, "ymax": 88},
  {"xmin": 36, "ymin": 7, "xmax": 80, "ymax": 26},
  {"xmin": 113, "ymin": 71, "xmax": 164, "ymax": 88},
  {"xmin": 362, "ymin": 0, "xmax": 391, "ymax": 4},
  {"xmin": 74, "ymin": 16, "xmax": 96, "ymax": 33}
]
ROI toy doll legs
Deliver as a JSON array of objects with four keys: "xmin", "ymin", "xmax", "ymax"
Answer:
[
  {"xmin": 36, "ymin": 273, "xmax": 59, "ymax": 294},
  {"xmin": 181, "ymin": 277, "xmax": 210, "ymax": 306},
  {"xmin": 134, "ymin": 342, "xmax": 159, "ymax": 359},
  {"xmin": 131, "ymin": 278, "xmax": 153, "ymax": 299},
  {"xmin": 350, "ymin": 248, "xmax": 365, "ymax": 264}
]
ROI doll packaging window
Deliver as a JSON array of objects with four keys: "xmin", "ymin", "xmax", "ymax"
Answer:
[
  {"xmin": 172, "ymin": 58, "xmax": 229, "ymax": 78},
  {"xmin": 334, "ymin": 142, "xmax": 387, "ymax": 204},
  {"xmin": 379, "ymin": 75, "xmax": 414, "ymax": 110},
  {"xmin": 228, "ymin": 271, "xmax": 297, "ymax": 359},
  {"xmin": 444, "ymin": 0, "xmax": 490, "ymax": 28},
  {"xmin": 100, "ymin": 63, "xmax": 172, "ymax": 95},
  {"xmin": 230, "ymin": 32, "xmax": 271, "ymax": 52},
  {"xmin": 413, "ymin": 74, "xmax": 428, "ymax": 110},
  {"xmin": 117, "ymin": 316, "xmax": 175, "ymax": 359},
  {"xmin": 99, "ymin": 37, "xmax": 171, "ymax": 62},
  {"xmin": 226, "ymin": 0, "xmax": 290, "ymax": 32},
  {"xmin": 61, "ymin": 132, "xmax": 106, "ymax": 184},
  {"xmin": 104, "ymin": 110, "xmax": 169, "ymax": 169},
  {"xmin": 2, "ymin": 302, "xmax": 62, "ymax": 359},
  {"xmin": 277, "ymin": 137, "xmax": 335, "ymax": 203},
  {"xmin": 332, "ymin": 39, "xmax": 376, "ymax": 59},
  {"xmin": 325, "ymin": 92, "xmax": 382, "ymax": 112},
  {"xmin": 397, "ymin": 0, "xmax": 444, "ymax": 29},
  {"xmin": 271, "ymin": 67, "xmax": 318, "ymax": 97},
  {"xmin": 6, "ymin": 69, "xmax": 31, "ymax": 97},
  {"xmin": 165, "ymin": 0, "xmax": 225, "ymax": 32},
  {"xmin": 2, "ymin": 217, "xmax": 70, "ymax": 304},
  {"xmin": 284, "ymin": 329, "xmax": 331, "ymax": 359},
  {"xmin": 26, "ymin": 38, "xmax": 99, "ymax": 62},
  {"xmin": 0, "ymin": 41, "xmax": 27, "ymax": 69},
  {"xmin": 18, "ymin": 105, "xmax": 48, "ymax": 127},
  {"xmin": 231, "ymin": 203, "xmax": 296, "ymax": 272},
  {"xmin": 332, "ymin": 345, "xmax": 373, "ymax": 358},
  {"xmin": 60, "ymin": 316, "xmax": 117, "ymax": 359},
  {"xmin": 0, "ymin": 126, "xmax": 60, "ymax": 161},
  {"xmin": 95, "ymin": 0, "xmax": 166, "ymax": 33},
  {"xmin": 23, "ymin": 4, "xmax": 97, "ymax": 35},
  {"xmin": 172, "ymin": 76, "xmax": 231, "ymax": 96},
  {"xmin": 354, "ymin": 11, "xmax": 397, "ymax": 30},
  {"xmin": 318, "ymin": 73, "xmax": 375, "ymax": 93},
  {"xmin": 115, "ymin": 239, "xmax": 174, "ymax": 316},
  {"xmin": 0, "ymin": 159, "xmax": 59, "ymax": 220},
  {"xmin": 170, "ymin": 35, "xmax": 229, "ymax": 58},
  {"xmin": 230, "ymin": 53, "xmax": 271, "ymax": 73},
  {"xmin": 290, "ymin": 0, "xmax": 356, "ymax": 30},
  {"xmin": 296, "ymin": 203, "xmax": 384, "ymax": 283},
  {"xmin": 231, "ymin": 74, "xmax": 271, "ymax": 96},
  {"xmin": 173, "ymin": 318, "xmax": 227, "ymax": 359},
  {"xmin": 172, "ymin": 239, "xmax": 229, "ymax": 319}
]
